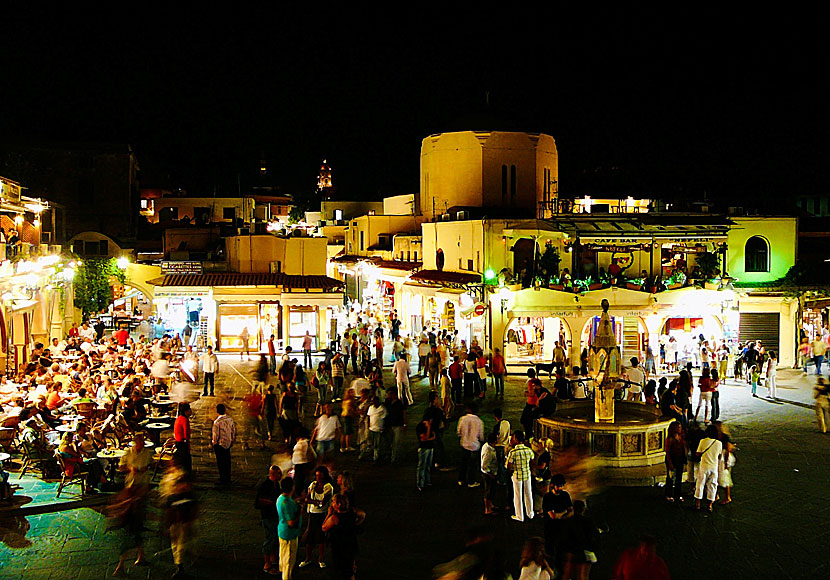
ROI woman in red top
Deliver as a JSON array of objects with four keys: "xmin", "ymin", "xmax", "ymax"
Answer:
[
  {"xmin": 173, "ymin": 402, "xmax": 192, "ymax": 472},
  {"xmin": 695, "ymin": 367, "xmax": 714, "ymax": 423},
  {"xmin": 520, "ymin": 370, "xmax": 541, "ymax": 436}
]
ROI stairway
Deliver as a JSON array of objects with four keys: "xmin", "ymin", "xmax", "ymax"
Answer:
[{"xmin": 622, "ymin": 317, "xmax": 641, "ymax": 361}]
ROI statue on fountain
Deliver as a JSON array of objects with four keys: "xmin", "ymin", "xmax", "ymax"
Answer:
[{"xmin": 590, "ymin": 298, "xmax": 622, "ymax": 422}]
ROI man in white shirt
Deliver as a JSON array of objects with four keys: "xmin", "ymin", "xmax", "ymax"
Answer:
[
  {"xmin": 78, "ymin": 322, "xmax": 95, "ymax": 342},
  {"xmin": 694, "ymin": 424, "xmax": 723, "ymax": 511},
  {"xmin": 211, "ymin": 404, "xmax": 236, "ymax": 486},
  {"xmin": 366, "ymin": 396, "xmax": 387, "ymax": 462},
  {"xmin": 200, "ymin": 346, "xmax": 219, "ymax": 396},
  {"xmin": 625, "ymin": 357, "xmax": 646, "ymax": 402},
  {"xmin": 393, "ymin": 353, "xmax": 412, "ymax": 406},
  {"xmin": 311, "ymin": 403, "xmax": 341, "ymax": 459},
  {"xmin": 456, "ymin": 404, "xmax": 484, "ymax": 488}
]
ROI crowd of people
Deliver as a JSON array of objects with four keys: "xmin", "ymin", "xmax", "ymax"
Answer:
[
  {"xmin": 7, "ymin": 306, "xmax": 812, "ymax": 579},
  {"xmin": 0, "ymin": 323, "xmax": 205, "ymax": 577}
]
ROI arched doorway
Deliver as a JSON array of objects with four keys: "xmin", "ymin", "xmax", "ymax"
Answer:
[
  {"xmin": 658, "ymin": 315, "xmax": 724, "ymax": 369},
  {"xmin": 504, "ymin": 316, "xmax": 571, "ymax": 366}
]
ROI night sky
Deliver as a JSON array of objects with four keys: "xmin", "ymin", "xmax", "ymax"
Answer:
[{"xmin": 2, "ymin": 10, "xmax": 828, "ymax": 205}]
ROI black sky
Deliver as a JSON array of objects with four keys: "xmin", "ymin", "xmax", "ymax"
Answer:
[{"xmin": 1, "ymin": 9, "xmax": 828, "ymax": 204}]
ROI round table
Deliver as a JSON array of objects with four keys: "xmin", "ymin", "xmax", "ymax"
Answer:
[
  {"xmin": 55, "ymin": 424, "xmax": 76, "ymax": 433},
  {"xmin": 97, "ymin": 448, "xmax": 127, "ymax": 481},
  {"xmin": 0, "ymin": 452, "xmax": 10, "ymax": 463},
  {"xmin": 60, "ymin": 415, "xmax": 84, "ymax": 423},
  {"xmin": 145, "ymin": 422, "xmax": 171, "ymax": 446}
]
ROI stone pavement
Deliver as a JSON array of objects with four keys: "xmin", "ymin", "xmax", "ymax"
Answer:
[{"xmin": 2, "ymin": 358, "xmax": 829, "ymax": 579}]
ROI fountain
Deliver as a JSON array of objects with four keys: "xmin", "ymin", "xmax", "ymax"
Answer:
[{"xmin": 536, "ymin": 299, "xmax": 674, "ymax": 485}]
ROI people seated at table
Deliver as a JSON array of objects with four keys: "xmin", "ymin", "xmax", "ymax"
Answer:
[
  {"xmin": 71, "ymin": 387, "xmax": 94, "ymax": 406},
  {"xmin": 57, "ymin": 425, "xmax": 107, "ymax": 493}
]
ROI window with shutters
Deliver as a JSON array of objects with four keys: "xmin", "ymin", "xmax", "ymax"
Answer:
[{"xmin": 744, "ymin": 236, "xmax": 769, "ymax": 272}]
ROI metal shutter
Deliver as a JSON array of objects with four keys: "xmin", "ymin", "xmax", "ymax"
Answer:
[{"xmin": 739, "ymin": 313, "xmax": 780, "ymax": 353}]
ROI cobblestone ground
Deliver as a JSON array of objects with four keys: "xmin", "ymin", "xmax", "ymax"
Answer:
[{"xmin": 2, "ymin": 358, "xmax": 829, "ymax": 580}]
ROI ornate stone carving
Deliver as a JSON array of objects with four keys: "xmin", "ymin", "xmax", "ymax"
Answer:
[
  {"xmin": 593, "ymin": 433, "xmax": 616, "ymax": 455},
  {"xmin": 647, "ymin": 431, "xmax": 663, "ymax": 452},
  {"xmin": 622, "ymin": 433, "xmax": 643, "ymax": 454}
]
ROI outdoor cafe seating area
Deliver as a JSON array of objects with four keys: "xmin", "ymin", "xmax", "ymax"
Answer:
[{"xmin": 0, "ymin": 336, "xmax": 198, "ymax": 502}]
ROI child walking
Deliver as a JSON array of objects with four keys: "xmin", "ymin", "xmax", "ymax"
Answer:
[{"xmin": 749, "ymin": 365, "xmax": 760, "ymax": 398}]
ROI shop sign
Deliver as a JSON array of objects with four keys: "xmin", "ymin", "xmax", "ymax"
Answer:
[
  {"xmin": 623, "ymin": 311, "xmax": 650, "ymax": 317},
  {"xmin": 161, "ymin": 261, "xmax": 203, "ymax": 275},
  {"xmin": 581, "ymin": 237, "xmax": 648, "ymax": 245},
  {"xmin": 546, "ymin": 310, "xmax": 576, "ymax": 318},
  {"xmin": 155, "ymin": 289, "xmax": 212, "ymax": 298},
  {"xmin": 656, "ymin": 237, "xmax": 726, "ymax": 245},
  {"xmin": 584, "ymin": 244, "xmax": 649, "ymax": 252}
]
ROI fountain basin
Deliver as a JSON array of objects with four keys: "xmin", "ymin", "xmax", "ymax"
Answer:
[{"xmin": 536, "ymin": 401, "xmax": 674, "ymax": 486}]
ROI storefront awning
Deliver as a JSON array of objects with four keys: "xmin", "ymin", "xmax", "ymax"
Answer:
[
  {"xmin": 409, "ymin": 270, "xmax": 481, "ymax": 285},
  {"xmin": 147, "ymin": 273, "xmax": 344, "ymax": 291},
  {"xmin": 279, "ymin": 293, "xmax": 344, "ymax": 308},
  {"xmin": 436, "ymin": 288, "xmax": 466, "ymax": 300}
]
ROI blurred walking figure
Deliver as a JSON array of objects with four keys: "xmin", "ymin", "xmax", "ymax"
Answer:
[
  {"xmin": 814, "ymin": 378, "xmax": 830, "ymax": 433},
  {"xmin": 161, "ymin": 466, "xmax": 198, "ymax": 578},
  {"xmin": 612, "ymin": 534, "xmax": 670, "ymax": 580},
  {"xmin": 518, "ymin": 536, "xmax": 554, "ymax": 580}
]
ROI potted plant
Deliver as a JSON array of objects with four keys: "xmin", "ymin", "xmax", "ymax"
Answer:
[
  {"xmin": 666, "ymin": 271, "xmax": 685, "ymax": 289},
  {"xmin": 625, "ymin": 277, "xmax": 644, "ymax": 291}
]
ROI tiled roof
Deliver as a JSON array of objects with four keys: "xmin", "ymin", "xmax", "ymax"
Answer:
[
  {"xmin": 375, "ymin": 260, "xmax": 421, "ymax": 271},
  {"xmin": 409, "ymin": 269, "xmax": 481, "ymax": 285},
  {"xmin": 147, "ymin": 273, "xmax": 344, "ymax": 291}
]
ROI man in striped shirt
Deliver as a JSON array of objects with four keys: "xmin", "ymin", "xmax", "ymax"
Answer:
[
  {"xmin": 506, "ymin": 430, "xmax": 535, "ymax": 522},
  {"xmin": 211, "ymin": 404, "xmax": 236, "ymax": 487}
]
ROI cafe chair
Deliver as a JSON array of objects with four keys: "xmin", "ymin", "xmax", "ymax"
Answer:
[
  {"xmin": 53, "ymin": 452, "xmax": 86, "ymax": 498},
  {"xmin": 75, "ymin": 402, "xmax": 97, "ymax": 422},
  {"xmin": 19, "ymin": 441, "xmax": 54, "ymax": 479},
  {"xmin": 151, "ymin": 442, "xmax": 174, "ymax": 481}
]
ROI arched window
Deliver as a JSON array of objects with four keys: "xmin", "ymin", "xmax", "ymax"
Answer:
[
  {"xmin": 745, "ymin": 236, "xmax": 769, "ymax": 273},
  {"xmin": 436, "ymin": 248, "xmax": 445, "ymax": 271}
]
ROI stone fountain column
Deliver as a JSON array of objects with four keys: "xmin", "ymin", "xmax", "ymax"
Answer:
[{"xmin": 590, "ymin": 299, "xmax": 622, "ymax": 423}]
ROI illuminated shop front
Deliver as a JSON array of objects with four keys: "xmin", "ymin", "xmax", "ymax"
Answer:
[
  {"xmin": 153, "ymin": 289, "xmax": 212, "ymax": 344},
  {"xmin": 148, "ymin": 273, "xmax": 344, "ymax": 353},
  {"xmin": 491, "ymin": 285, "xmax": 796, "ymax": 371}
]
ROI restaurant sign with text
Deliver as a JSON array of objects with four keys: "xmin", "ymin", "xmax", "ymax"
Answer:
[{"xmin": 161, "ymin": 261, "xmax": 203, "ymax": 275}]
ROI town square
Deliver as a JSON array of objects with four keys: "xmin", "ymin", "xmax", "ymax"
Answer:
[{"xmin": 2, "ymin": 10, "xmax": 830, "ymax": 580}]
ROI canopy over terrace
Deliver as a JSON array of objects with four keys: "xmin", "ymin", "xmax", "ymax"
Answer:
[
  {"xmin": 147, "ymin": 272, "xmax": 345, "ymax": 352},
  {"xmin": 542, "ymin": 213, "xmax": 734, "ymax": 279}
]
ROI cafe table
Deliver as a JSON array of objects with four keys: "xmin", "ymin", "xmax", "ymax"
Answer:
[
  {"xmin": 55, "ymin": 424, "xmax": 76, "ymax": 433},
  {"xmin": 96, "ymin": 448, "xmax": 127, "ymax": 481},
  {"xmin": 145, "ymin": 422, "xmax": 171, "ymax": 446}
]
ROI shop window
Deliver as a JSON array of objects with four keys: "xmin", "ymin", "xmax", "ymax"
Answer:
[
  {"xmin": 99, "ymin": 240, "xmax": 109, "ymax": 256},
  {"xmin": 744, "ymin": 236, "xmax": 769, "ymax": 272},
  {"xmin": 73, "ymin": 240, "xmax": 84, "ymax": 255},
  {"xmin": 223, "ymin": 206, "xmax": 236, "ymax": 220},
  {"xmin": 288, "ymin": 306, "xmax": 317, "ymax": 351}
]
